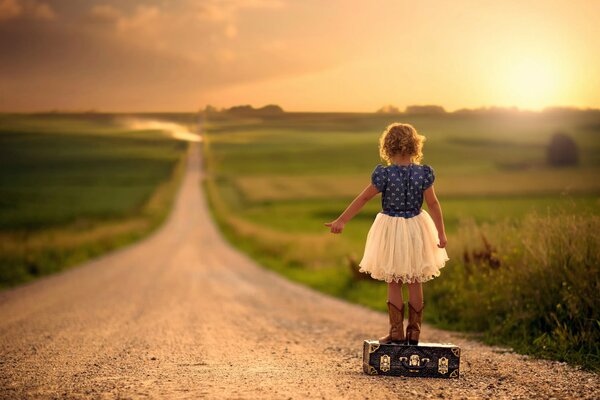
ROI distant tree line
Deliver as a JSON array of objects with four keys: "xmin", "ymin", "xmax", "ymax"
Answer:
[
  {"xmin": 376, "ymin": 104, "xmax": 600, "ymax": 116},
  {"xmin": 376, "ymin": 104, "xmax": 446, "ymax": 114},
  {"xmin": 202, "ymin": 104, "xmax": 285, "ymax": 116}
]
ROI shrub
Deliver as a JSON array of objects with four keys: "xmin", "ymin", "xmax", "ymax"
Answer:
[
  {"xmin": 547, "ymin": 131, "xmax": 579, "ymax": 166},
  {"xmin": 426, "ymin": 209, "xmax": 600, "ymax": 371}
]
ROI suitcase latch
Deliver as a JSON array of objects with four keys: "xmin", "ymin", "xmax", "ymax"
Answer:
[
  {"xmin": 379, "ymin": 354, "xmax": 391, "ymax": 372},
  {"xmin": 438, "ymin": 357, "xmax": 449, "ymax": 374}
]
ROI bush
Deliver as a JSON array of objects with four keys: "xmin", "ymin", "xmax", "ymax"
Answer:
[
  {"xmin": 426, "ymin": 209, "xmax": 600, "ymax": 371},
  {"xmin": 547, "ymin": 131, "xmax": 579, "ymax": 166}
]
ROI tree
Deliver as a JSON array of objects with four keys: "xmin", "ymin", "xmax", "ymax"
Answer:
[
  {"xmin": 376, "ymin": 105, "xmax": 401, "ymax": 114},
  {"xmin": 225, "ymin": 104, "xmax": 284, "ymax": 115},
  {"xmin": 547, "ymin": 131, "xmax": 578, "ymax": 166},
  {"xmin": 256, "ymin": 104, "xmax": 284, "ymax": 115},
  {"xmin": 405, "ymin": 105, "xmax": 446, "ymax": 115},
  {"xmin": 202, "ymin": 104, "xmax": 219, "ymax": 114}
]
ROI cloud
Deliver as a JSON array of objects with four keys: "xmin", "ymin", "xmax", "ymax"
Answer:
[
  {"xmin": 87, "ymin": 4, "xmax": 120, "ymax": 23},
  {"xmin": 214, "ymin": 48, "xmax": 237, "ymax": 64},
  {"xmin": 91, "ymin": 3, "xmax": 161, "ymax": 33},
  {"xmin": 86, "ymin": 3, "xmax": 164, "ymax": 49},
  {"xmin": 194, "ymin": 0, "xmax": 284, "ymax": 22},
  {"xmin": 0, "ymin": 0, "xmax": 21, "ymax": 20},
  {"xmin": 0, "ymin": 0, "xmax": 362, "ymax": 111},
  {"xmin": 0, "ymin": 0, "xmax": 55, "ymax": 21},
  {"xmin": 224, "ymin": 23, "xmax": 237, "ymax": 38},
  {"xmin": 28, "ymin": 0, "xmax": 53, "ymax": 19},
  {"xmin": 193, "ymin": 0, "xmax": 285, "ymax": 41}
]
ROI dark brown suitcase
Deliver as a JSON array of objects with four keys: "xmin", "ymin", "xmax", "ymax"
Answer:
[{"xmin": 362, "ymin": 340, "xmax": 461, "ymax": 378}]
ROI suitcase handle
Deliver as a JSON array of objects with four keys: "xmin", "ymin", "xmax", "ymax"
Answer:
[{"xmin": 399, "ymin": 356, "xmax": 430, "ymax": 371}]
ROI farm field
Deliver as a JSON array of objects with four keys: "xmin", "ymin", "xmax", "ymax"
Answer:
[
  {"xmin": 202, "ymin": 110, "xmax": 600, "ymax": 370},
  {"xmin": 203, "ymin": 110, "xmax": 599, "ymax": 255},
  {"xmin": 0, "ymin": 113, "xmax": 191, "ymax": 288}
]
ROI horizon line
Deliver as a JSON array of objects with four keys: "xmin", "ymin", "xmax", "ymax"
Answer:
[
  {"xmin": 1, "ymin": 104, "xmax": 600, "ymax": 114},
  {"xmin": 2, "ymin": 105, "xmax": 600, "ymax": 114}
]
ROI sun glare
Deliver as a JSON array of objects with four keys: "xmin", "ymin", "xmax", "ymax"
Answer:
[{"xmin": 502, "ymin": 58, "xmax": 562, "ymax": 109}]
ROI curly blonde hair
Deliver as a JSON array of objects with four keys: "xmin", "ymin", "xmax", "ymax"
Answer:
[{"xmin": 378, "ymin": 123, "xmax": 426, "ymax": 165}]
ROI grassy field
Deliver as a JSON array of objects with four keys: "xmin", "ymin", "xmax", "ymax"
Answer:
[
  {"xmin": 201, "ymin": 109, "xmax": 600, "ymax": 370},
  {"xmin": 0, "ymin": 113, "xmax": 192, "ymax": 288}
]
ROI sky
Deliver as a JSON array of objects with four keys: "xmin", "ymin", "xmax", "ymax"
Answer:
[{"xmin": 0, "ymin": 0, "xmax": 599, "ymax": 112}]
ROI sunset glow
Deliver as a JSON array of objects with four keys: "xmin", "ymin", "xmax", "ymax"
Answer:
[
  {"xmin": 0, "ymin": 0, "xmax": 598, "ymax": 112},
  {"xmin": 497, "ymin": 57, "xmax": 565, "ymax": 110}
]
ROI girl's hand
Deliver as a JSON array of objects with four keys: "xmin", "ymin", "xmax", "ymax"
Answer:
[
  {"xmin": 437, "ymin": 233, "xmax": 447, "ymax": 248},
  {"xmin": 324, "ymin": 219, "xmax": 345, "ymax": 234}
]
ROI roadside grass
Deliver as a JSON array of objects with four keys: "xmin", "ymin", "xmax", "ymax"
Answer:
[
  {"xmin": 426, "ymin": 210, "xmax": 600, "ymax": 371},
  {"xmin": 0, "ymin": 114, "xmax": 189, "ymax": 288}
]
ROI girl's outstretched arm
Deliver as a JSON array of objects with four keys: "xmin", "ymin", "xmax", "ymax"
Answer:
[
  {"xmin": 424, "ymin": 185, "xmax": 447, "ymax": 248},
  {"xmin": 324, "ymin": 184, "xmax": 380, "ymax": 234}
]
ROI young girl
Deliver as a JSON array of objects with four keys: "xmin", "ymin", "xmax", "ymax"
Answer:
[{"xmin": 324, "ymin": 123, "xmax": 449, "ymax": 345}]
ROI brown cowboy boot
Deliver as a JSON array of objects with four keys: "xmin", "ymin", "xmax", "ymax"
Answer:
[
  {"xmin": 378, "ymin": 301, "xmax": 405, "ymax": 344},
  {"xmin": 406, "ymin": 302, "xmax": 424, "ymax": 345}
]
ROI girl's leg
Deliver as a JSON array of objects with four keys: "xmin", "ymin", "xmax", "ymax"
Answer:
[
  {"xmin": 379, "ymin": 281, "xmax": 406, "ymax": 343},
  {"xmin": 406, "ymin": 282, "xmax": 424, "ymax": 344},
  {"xmin": 387, "ymin": 281, "xmax": 404, "ymax": 307},
  {"xmin": 407, "ymin": 282, "xmax": 423, "ymax": 309}
]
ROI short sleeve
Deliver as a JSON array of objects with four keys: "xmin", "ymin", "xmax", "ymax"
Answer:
[
  {"xmin": 423, "ymin": 165, "xmax": 435, "ymax": 190},
  {"xmin": 371, "ymin": 164, "xmax": 387, "ymax": 192}
]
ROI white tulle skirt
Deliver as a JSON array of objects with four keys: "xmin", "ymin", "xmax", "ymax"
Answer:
[{"xmin": 358, "ymin": 210, "xmax": 449, "ymax": 283}]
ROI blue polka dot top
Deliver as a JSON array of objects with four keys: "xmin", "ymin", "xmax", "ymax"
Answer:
[{"xmin": 371, "ymin": 163, "xmax": 435, "ymax": 218}]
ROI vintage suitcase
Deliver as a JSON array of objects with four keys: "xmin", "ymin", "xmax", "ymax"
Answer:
[{"xmin": 362, "ymin": 340, "xmax": 461, "ymax": 378}]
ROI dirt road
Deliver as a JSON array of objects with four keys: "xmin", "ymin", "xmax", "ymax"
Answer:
[{"xmin": 1, "ymin": 143, "xmax": 598, "ymax": 399}]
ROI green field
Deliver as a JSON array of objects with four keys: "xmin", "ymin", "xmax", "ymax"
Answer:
[
  {"xmin": 201, "ymin": 110, "xmax": 600, "ymax": 370},
  {"xmin": 0, "ymin": 113, "xmax": 191, "ymax": 287}
]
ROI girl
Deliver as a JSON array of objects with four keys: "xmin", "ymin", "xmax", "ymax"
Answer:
[{"xmin": 324, "ymin": 123, "xmax": 449, "ymax": 345}]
